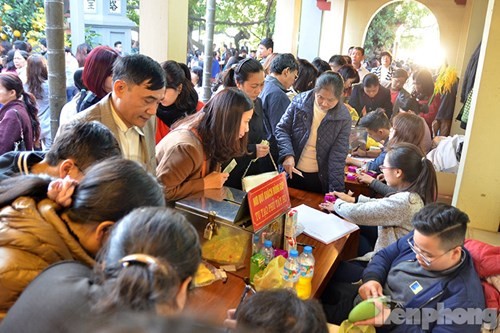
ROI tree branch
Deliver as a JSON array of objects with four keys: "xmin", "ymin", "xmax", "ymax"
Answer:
[{"xmin": 189, "ymin": 16, "xmax": 268, "ymax": 27}]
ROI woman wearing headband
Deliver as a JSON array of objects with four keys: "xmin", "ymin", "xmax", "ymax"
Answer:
[{"xmin": 0, "ymin": 207, "xmax": 201, "ymax": 332}]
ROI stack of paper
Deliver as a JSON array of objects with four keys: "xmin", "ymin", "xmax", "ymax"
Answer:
[{"xmin": 293, "ymin": 204, "xmax": 359, "ymax": 244}]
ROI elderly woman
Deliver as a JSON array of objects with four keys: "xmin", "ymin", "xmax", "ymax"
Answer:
[{"xmin": 275, "ymin": 71, "xmax": 351, "ymax": 193}]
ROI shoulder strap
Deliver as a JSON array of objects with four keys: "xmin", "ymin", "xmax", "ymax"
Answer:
[
  {"xmin": 242, "ymin": 151, "xmax": 278, "ymax": 179},
  {"xmin": 12, "ymin": 109, "xmax": 25, "ymax": 140}
]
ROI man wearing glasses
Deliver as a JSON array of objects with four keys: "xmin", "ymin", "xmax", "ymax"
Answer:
[{"xmin": 354, "ymin": 203, "xmax": 486, "ymax": 332}]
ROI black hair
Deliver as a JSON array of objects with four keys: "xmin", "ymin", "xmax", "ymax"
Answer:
[
  {"xmin": 93, "ymin": 207, "xmax": 201, "ymax": 313},
  {"xmin": 39, "ymin": 38, "xmax": 47, "ymax": 48},
  {"xmin": 45, "ymin": 121, "xmax": 121, "ymax": 171},
  {"xmin": 337, "ymin": 64, "xmax": 360, "ymax": 85},
  {"xmin": 269, "ymin": 53, "xmax": 299, "ymax": 75},
  {"xmin": 0, "ymin": 158, "xmax": 165, "ymax": 224},
  {"xmin": 13, "ymin": 41, "xmax": 29, "ymax": 52},
  {"xmin": 114, "ymin": 41, "xmax": 122, "ymax": 47},
  {"xmin": 385, "ymin": 142, "xmax": 437, "ymax": 204},
  {"xmin": 354, "ymin": 46, "xmax": 365, "ymax": 56},
  {"xmin": 223, "ymin": 55, "xmax": 244, "ymax": 71},
  {"xmin": 380, "ymin": 51, "xmax": 393, "ymax": 62},
  {"xmin": 222, "ymin": 58, "xmax": 263, "ymax": 88},
  {"xmin": 314, "ymin": 71, "xmax": 344, "ymax": 101},
  {"xmin": 191, "ymin": 66, "xmax": 203, "ymax": 87},
  {"xmin": 412, "ymin": 203, "xmax": 469, "ymax": 250},
  {"xmin": 293, "ymin": 59, "xmax": 318, "ymax": 93},
  {"xmin": 161, "ymin": 60, "xmax": 197, "ymax": 113},
  {"xmin": 259, "ymin": 37, "xmax": 274, "ymax": 50},
  {"xmin": 236, "ymin": 289, "xmax": 328, "ymax": 333},
  {"xmin": 328, "ymin": 55, "xmax": 347, "ymax": 68},
  {"xmin": 358, "ymin": 108, "xmax": 390, "ymax": 130},
  {"xmin": 362, "ymin": 73, "xmax": 380, "ymax": 88},
  {"xmin": 112, "ymin": 54, "xmax": 165, "ymax": 91},
  {"xmin": 311, "ymin": 57, "xmax": 331, "ymax": 75}
]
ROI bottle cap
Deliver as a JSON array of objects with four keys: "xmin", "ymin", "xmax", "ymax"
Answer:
[
  {"xmin": 304, "ymin": 246, "xmax": 312, "ymax": 254},
  {"xmin": 289, "ymin": 249, "xmax": 298, "ymax": 257},
  {"xmin": 253, "ymin": 234, "xmax": 260, "ymax": 241},
  {"xmin": 264, "ymin": 240, "xmax": 272, "ymax": 248}
]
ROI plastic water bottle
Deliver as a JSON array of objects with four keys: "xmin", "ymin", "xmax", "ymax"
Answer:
[
  {"xmin": 282, "ymin": 249, "xmax": 300, "ymax": 289},
  {"xmin": 295, "ymin": 246, "xmax": 315, "ymax": 299},
  {"xmin": 252, "ymin": 234, "xmax": 261, "ymax": 255},
  {"xmin": 261, "ymin": 240, "xmax": 274, "ymax": 265}
]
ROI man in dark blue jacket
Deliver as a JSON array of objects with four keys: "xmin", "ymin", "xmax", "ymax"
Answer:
[
  {"xmin": 355, "ymin": 203, "xmax": 486, "ymax": 332},
  {"xmin": 359, "ymin": 203, "xmax": 485, "ymax": 333}
]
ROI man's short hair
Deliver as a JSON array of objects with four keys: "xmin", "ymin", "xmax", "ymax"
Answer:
[
  {"xmin": 114, "ymin": 41, "xmax": 122, "ymax": 47},
  {"xmin": 380, "ymin": 51, "xmax": 392, "ymax": 62},
  {"xmin": 358, "ymin": 108, "xmax": 390, "ymax": 130},
  {"xmin": 270, "ymin": 53, "xmax": 298, "ymax": 75},
  {"xmin": 412, "ymin": 203, "xmax": 469, "ymax": 250},
  {"xmin": 259, "ymin": 37, "xmax": 274, "ymax": 50},
  {"xmin": 393, "ymin": 68, "xmax": 409, "ymax": 80},
  {"xmin": 363, "ymin": 73, "xmax": 379, "ymax": 87},
  {"xmin": 46, "ymin": 121, "xmax": 121, "ymax": 171},
  {"xmin": 112, "ymin": 54, "xmax": 165, "ymax": 91},
  {"xmin": 354, "ymin": 46, "xmax": 365, "ymax": 56},
  {"xmin": 328, "ymin": 55, "xmax": 347, "ymax": 67}
]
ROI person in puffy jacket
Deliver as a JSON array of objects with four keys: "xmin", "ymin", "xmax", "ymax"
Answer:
[
  {"xmin": 0, "ymin": 158, "xmax": 164, "ymax": 320},
  {"xmin": 276, "ymin": 71, "xmax": 351, "ymax": 193}
]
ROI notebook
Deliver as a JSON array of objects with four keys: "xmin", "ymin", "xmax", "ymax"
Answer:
[{"xmin": 293, "ymin": 204, "xmax": 359, "ymax": 244}]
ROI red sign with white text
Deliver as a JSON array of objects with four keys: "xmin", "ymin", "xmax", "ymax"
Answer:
[{"xmin": 247, "ymin": 173, "xmax": 291, "ymax": 232}]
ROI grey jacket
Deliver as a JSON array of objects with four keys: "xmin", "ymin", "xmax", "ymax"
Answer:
[
  {"xmin": 73, "ymin": 93, "xmax": 156, "ymax": 174},
  {"xmin": 275, "ymin": 90, "xmax": 351, "ymax": 192}
]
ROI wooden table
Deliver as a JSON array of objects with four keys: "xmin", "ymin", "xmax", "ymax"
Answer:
[{"xmin": 184, "ymin": 188, "xmax": 359, "ymax": 325}]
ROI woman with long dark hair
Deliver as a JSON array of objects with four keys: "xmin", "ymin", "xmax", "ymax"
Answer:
[
  {"xmin": 0, "ymin": 72, "xmax": 40, "ymax": 153},
  {"xmin": 156, "ymin": 88, "xmax": 253, "ymax": 201},
  {"xmin": 0, "ymin": 158, "xmax": 164, "ymax": 319},
  {"xmin": 25, "ymin": 54, "xmax": 51, "ymax": 149},
  {"xmin": 156, "ymin": 60, "xmax": 202, "ymax": 143},
  {"xmin": 0, "ymin": 207, "xmax": 200, "ymax": 331}
]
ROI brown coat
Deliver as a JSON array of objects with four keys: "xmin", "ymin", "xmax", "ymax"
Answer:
[
  {"xmin": 0, "ymin": 197, "xmax": 94, "ymax": 320},
  {"xmin": 156, "ymin": 128, "xmax": 212, "ymax": 201}
]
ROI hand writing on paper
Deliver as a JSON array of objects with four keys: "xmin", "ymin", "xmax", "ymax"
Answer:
[
  {"xmin": 333, "ymin": 191, "xmax": 355, "ymax": 203},
  {"xmin": 203, "ymin": 172, "xmax": 229, "ymax": 190},
  {"xmin": 319, "ymin": 201, "xmax": 334, "ymax": 212}
]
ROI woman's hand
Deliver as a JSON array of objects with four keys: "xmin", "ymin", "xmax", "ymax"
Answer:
[
  {"xmin": 376, "ymin": 173, "xmax": 385, "ymax": 182},
  {"xmin": 255, "ymin": 143, "xmax": 270, "ymax": 158},
  {"xmin": 47, "ymin": 176, "xmax": 78, "ymax": 207},
  {"xmin": 203, "ymin": 172, "xmax": 229, "ymax": 190},
  {"xmin": 319, "ymin": 201, "xmax": 334, "ymax": 212},
  {"xmin": 282, "ymin": 156, "xmax": 295, "ymax": 178},
  {"xmin": 223, "ymin": 309, "xmax": 237, "ymax": 329},
  {"xmin": 346, "ymin": 156, "xmax": 364, "ymax": 168},
  {"xmin": 357, "ymin": 172, "xmax": 375, "ymax": 185},
  {"xmin": 333, "ymin": 191, "xmax": 355, "ymax": 203}
]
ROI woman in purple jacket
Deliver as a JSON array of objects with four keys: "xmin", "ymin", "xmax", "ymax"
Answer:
[{"xmin": 0, "ymin": 73, "xmax": 40, "ymax": 154}]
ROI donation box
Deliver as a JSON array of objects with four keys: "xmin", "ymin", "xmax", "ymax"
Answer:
[{"xmin": 175, "ymin": 173, "xmax": 291, "ymax": 279}]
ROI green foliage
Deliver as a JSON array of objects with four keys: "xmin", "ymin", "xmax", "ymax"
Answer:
[
  {"xmin": 0, "ymin": 0, "xmax": 45, "ymax": 42},
  {"xmin": 188, "ymin": 0, "xmax": 276, "ymax": 52},
  {"xmin": 364, "ymin": 0, "xmax": 431, "ymax": 59},
  {"xmin": 126, "ymin": 0, "xmax": 140, "ymax": 26}
]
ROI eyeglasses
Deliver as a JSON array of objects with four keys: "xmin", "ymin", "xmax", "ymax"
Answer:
[
  {"xmin": 407, "ymin": 237, "xmax": 455, "ymax": 266},
  {"xmin": 379, "ymin": 165, "xmax": 396, "ymax": 170}
]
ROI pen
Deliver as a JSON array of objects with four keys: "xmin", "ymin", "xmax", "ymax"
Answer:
[
  {"xmin": 297, "ymin": 242, "xmax": 315, "ymax": 249},
  {"xmin": 352, "ymin": 144, "xmax": 361, "ymax": 152}
]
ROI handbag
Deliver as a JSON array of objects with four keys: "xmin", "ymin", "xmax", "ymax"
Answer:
[
  {"xmin": 241, "ymin": 153, "xmax": 278, "ymax": 192},
  {"xmin": 12, "ymin": 110, "xmax": 27, "ymax": 151}
]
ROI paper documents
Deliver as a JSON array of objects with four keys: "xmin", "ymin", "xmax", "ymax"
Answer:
[{"xmin": 294, "ymin": 204, "xmax": 359, "ymax": 244}]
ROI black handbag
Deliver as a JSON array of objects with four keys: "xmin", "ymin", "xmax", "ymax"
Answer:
[{"xmin": 13, "ymin": 110, "xmax": 27, "ymax": 151}]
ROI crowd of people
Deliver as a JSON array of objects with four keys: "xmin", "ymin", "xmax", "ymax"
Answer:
[{"xmin": 0, "ymin": 35, "xmax": 496, "ymax": 333}]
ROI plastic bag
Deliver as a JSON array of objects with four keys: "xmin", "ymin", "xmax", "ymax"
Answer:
[
  {"xmin": 253, "ymin": 255, "xmax": 286, "ymax": 291},
  {"xmin": 193, "ymin": 261, "xmax": 225, "ymax": 288},
  {"xmin": 338, "ymin": 320, "xmax": 375, "ymax": 333}
]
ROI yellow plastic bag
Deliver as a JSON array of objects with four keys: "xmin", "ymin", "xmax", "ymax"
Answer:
[
  {"xmin": 253, "ymin": 255, "xmax": 286, "ymax": 291},
  {"xmin": 338, "ymin": 320, "xmax": 375, "ymax": 333}
]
